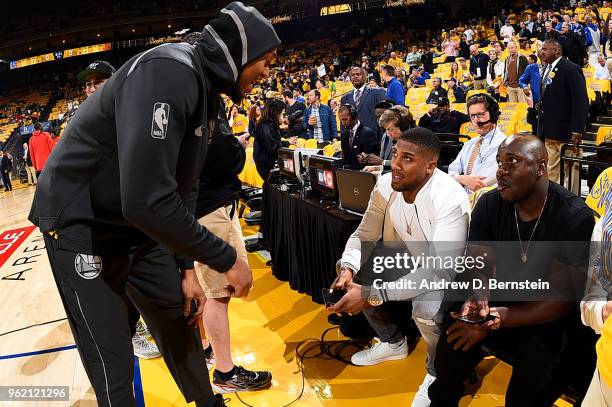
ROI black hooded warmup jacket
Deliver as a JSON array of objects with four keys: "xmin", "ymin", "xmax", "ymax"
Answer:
[{"xmin": 29, "ymin": 2, "xmax": 280, "ymax": 272}]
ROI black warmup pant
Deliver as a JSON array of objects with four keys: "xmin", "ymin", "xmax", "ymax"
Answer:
[
  {"xmin": 1, "ymin": 171, "xmax": 11, "ymax": 190},
  {"xmin": 43, "ymin": 235, "xmax": 215, "ymax": 407},
  {"xmin": 429, "ymin": 316, "xmax": 568, "ymax": 407}
]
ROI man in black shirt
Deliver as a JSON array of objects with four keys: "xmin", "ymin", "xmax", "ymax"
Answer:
[
  {"xmin": 559, "ymin": 22, "xmax": 586, "ymax": 67},
  {"xmin": 283, "ymin": 89, "xmax": 307, "ymax": 138},
  {"xmin": 0, "ymin": 150, "xmax": 12, "ymax": 192},
  {"xmin": 418, "ymin": 97, "xmax": 469, "ymax": 134},
  {"xmin": 283, "ymin": 89, "xmax": 306, "ymax": 119},
  {"xmin": 429, "ymin": 135, "xmax": 596, "ymax": 406}
]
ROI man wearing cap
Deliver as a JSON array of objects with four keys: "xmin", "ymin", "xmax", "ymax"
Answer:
[
  {"xmin": 63, "ymin": 60, "xmax": 117, "ymax": 127},
  {"xmin": 79, "ymin": 59, "xmax": 162, "ymax": 361},
  {"xmin": 445, "ymin": 78, "xmax": 466, "ymax": 103},
  {"xmin": 79, "ymin": 60, "xmax": 116, "ymax": 98},
  {"xmin": 29, "ymin": 2, "xmax": 280, "ymax": 406},
  {"xmin": 418, "ymin": 97, "xmax": 469, "ymax": 134}
]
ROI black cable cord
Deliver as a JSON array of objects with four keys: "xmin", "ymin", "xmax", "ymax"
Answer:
[
  {"xmin": 232, "ymin": 326, "xmax": 370, "ymax": 407},
  {"xmin": 0, "ymin": 317, "xmax": 67, "ymax": 337},
  {"xmin": 1, "ymin": 319, "xmax": 371, "ymax": 407}
]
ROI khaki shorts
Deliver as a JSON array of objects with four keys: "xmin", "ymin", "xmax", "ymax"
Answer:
[{"xmin": 194, "ymin": 204, "xmax": 248, "ymax": 298}]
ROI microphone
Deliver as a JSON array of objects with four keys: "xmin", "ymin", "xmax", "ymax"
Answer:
[{"xmin": 475, "ymin": 119, "xmax": 492, "ymax": 127}]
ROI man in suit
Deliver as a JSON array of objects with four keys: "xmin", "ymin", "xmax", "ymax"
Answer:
[
  {"xmin": 0, "ymin": 150, "xmax": 12, "ymax": 192},
  {"xmin": 340, "ymin": 66, "xmax": 386, "ymax": 131},
  {"xmin": 338, "ymin": 104, "xmax": 379, "ymax": 170},
  {"xmin": 537, "ymin": 39, "xmax": 588, "ymax": 194}
]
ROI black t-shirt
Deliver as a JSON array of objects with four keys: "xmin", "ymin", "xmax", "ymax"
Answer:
[
  {"xmin": 195, "ymin": 108, "xmax": 246, "ymax": 219},
  {"xmin": 468, "ymin": 181, "xmax": 595, "ymax": 301},
  {"xmin": 287, "ymin": 101, "xmax": 306, "ymax": 121}
]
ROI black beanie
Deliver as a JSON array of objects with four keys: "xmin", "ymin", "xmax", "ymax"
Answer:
[{"xmin": 197, "ymin": 2, "xmax": 281, "ymax": 100}]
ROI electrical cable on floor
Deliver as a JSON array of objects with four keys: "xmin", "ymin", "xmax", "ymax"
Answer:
[
  {"xmin": 233, "ymin": 326, "xmax": 370, "ymax": 407},
  {"xmin": 1, "ymin": 318, "xmax": 370, "ymax": 407},
  {"xmin": 0, "ymin": 317, "xmax": 67, "ymax": 337}
]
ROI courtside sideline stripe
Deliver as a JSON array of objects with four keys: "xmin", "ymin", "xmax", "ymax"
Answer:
[
  {"xmin": 0, "ymin": 344, "xmax": 77, "ymax": 360},
  {"xmin": 133, "ymin": 357, "xmax": 146, "ymax": 407}
]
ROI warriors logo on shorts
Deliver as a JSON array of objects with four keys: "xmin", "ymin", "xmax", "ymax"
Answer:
[{"xmin": 74, "ymin": 254, "xmax": 103, "ymax": 279}]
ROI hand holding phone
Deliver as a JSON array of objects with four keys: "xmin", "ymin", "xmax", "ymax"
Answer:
[{"xmin": 322, "ymin": 288, "xmax": 347, "ymax": 308}]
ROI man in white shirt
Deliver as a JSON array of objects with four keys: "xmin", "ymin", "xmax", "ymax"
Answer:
[
  {"xmin": 329, "ymin": 128, "xmax": 470, "ymax": 407},
  {"xmin": 464, "ymin": 27, "xmax": 475, "ymax": 43},
  {"xmin": 594, "ymin": 54, "xmax": 612, "ymax": 80},
  {"xmin": 500, "ymin": 20, "xmax": 515, "ymax": 44},
  {"xmin": 448, "ymin": 94, "xmax": 506, "ymax": 193},
  {"xmin": 405, "ymin": 45, "xmax": 423, "ymax": 68}
]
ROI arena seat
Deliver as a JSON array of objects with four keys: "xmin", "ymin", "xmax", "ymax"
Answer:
[
  {"xmin": 405, "ymin": 88, "xmax": 430, "ymax": 106},
  {"xmin": 323, "ymin": 144, "xmax": 336, "ymax": 157},
  {"xmin": 585, "ymin": 167, "xmax": 612, "ymax": 218},
  {"xmin": 596, "ymin": 126, "xmax": 612, "ymax": 145},
  {"xmin": 305, "ymin": 138, "xmax": 318, "ymax": 149}
]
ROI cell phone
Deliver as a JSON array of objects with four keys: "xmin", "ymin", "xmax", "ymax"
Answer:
[
  {"xmin": 453, "ymin": 313, "xmax": 490, "ymax": 325},
  {"xmin": 322, "ymin": 288, "xmax": 346, "ymax": 307}
]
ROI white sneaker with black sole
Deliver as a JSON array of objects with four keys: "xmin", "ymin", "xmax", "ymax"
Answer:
[
  {"xmin": 351, "ymin": 337, "xmax": 408, "ymax": 366},
  {"xmin": 211, "ymin": 365, "xmax": 272, "ymax": 393},
  {"xmin": 132, "ymin": 320, "xmax": 161, "ymax": 359},
  {"xmin": 411, "ymin": 373, "xmax": 436, "ymax": 407}
]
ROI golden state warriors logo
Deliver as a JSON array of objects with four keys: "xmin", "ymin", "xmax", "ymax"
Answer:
[{"xmin": 74, "ymin": 254, "xmax": 103, "ymax": 279}]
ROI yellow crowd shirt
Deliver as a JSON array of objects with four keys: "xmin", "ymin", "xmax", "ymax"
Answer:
[
  {"xmin": 319, "ymin": 87, "xmax": 331, "ymax": 105},
  {"xmin": 231, "ymin": 114, "xmax": 248, "ymax": 134},
  {"xmin": 388, "ymin": 57, "xmax": 403, "ymax": 68}
]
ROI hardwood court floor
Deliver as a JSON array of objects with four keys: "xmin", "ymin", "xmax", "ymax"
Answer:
[{"xmin": 0, "ymin": 184, "xmax": 573, "ymax": 406}]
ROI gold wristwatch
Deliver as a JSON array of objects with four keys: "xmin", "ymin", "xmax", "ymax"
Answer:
[{"xmin": 367, "ymin": 293, "xmax": 383, "ymax": 307}]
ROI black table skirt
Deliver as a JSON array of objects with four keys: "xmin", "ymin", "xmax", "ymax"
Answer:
[{"xmin": 262, "ymin": 182, "xmax": 362, "ymax": 304}]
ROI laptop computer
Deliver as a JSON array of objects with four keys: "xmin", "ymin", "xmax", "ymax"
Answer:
[{"xmin": 336, "ymin": 169, "xmax": 377, "ymax": 215}]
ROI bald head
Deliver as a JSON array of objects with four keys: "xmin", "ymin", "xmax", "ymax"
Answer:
[
  {"xmin": 500, "ymin": 135, "xmax": 548, "ymax": 162},
  {"xmin": 497, "ymin": 135, "xmax": 548, "ymax": 204}
]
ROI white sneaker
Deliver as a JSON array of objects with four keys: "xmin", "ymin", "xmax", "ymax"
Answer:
[
  {"xmin": 132, "ymin": 320, "xmax": 161, "ymax": 359},
  {"xmin": 351, "ymin": 337, "xmax": 408, "ymax": 366},
  {"xmin": 411, "ymin": 373, "xmax": 436, "ymax": 407}
]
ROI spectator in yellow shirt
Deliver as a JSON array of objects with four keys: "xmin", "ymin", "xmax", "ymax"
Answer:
[
  {"xmin": 229, "ymin": 106, "xmax": 248, "ymax": 135},
  {"xmin": 388, "ymin": 52, "xmax": 403, "ymax": 68},
  {"xmin": 601, "ymin": 1, "xmax": 612, "ymax": 21},
  {"xmin": 316, "ymin": 79, "xmax": 331, "ymax": 106}
]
